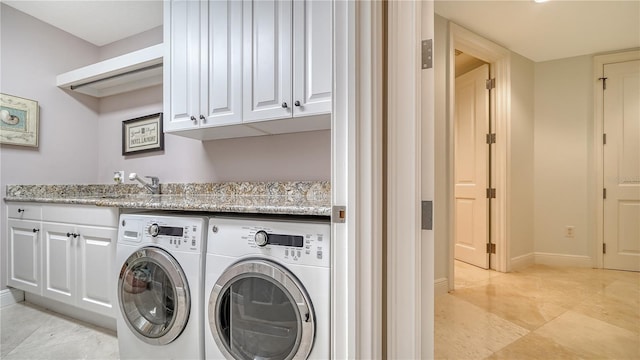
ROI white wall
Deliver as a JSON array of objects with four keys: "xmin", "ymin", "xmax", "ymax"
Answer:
[
  {"xmin": 96, "ymin": 86, "xmax": 331, "ymax": 183},
  {"xmin": 533, "ymin": 55, "xmax": 593, "ymax": 261},
  {"xmin": 0, "ymin": 4, "xmax": 101, "ymax": 189},
  {"xmin": 509, "ymin": 52, "xmax": 535, "ymax": 261}
]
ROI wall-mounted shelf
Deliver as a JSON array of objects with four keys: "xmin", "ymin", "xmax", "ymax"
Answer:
[{"xmin": 56, "ymin": 44, "xmax": 163, "ymax": 98}]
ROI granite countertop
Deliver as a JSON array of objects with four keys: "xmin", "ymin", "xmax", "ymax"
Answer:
[{"xmin": 4, "ymin": 182, "xmax": 331, "ymax": 217}]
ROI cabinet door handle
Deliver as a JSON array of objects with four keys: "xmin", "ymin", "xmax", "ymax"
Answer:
[
  {"xmin": 67, "ymin": 232, "xmax": 73, "ymax": 237},
  {"xmin": 294, "ymin": 101, "xmax": 301, "ymax": 107},
  {"xmin": 66, "ymin": 232, "xmax": 79, "ymax": 238},
  {"xmin": 200, "ymin": 115, "xmax": 206, "ymax": 123},
  {"xmin": 17, "ymin": 208, "xmax": 25, "ymax": 213},
  {"xmin": 190, "ymin": 116, "xmax": 197, "ymax": 122},
  {"xmin": 33, "ymin": 228, "xmax": 39, "ymax": 233},
  {"xmin": 282, "ymin": 102, "xmax": 288, "ymax": 108},
  {"xmin": 74, "ymin": 233, "xmax": 79, "ymax": 238}
]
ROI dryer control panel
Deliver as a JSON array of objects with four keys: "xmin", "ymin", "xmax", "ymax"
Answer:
[
  {"xmin": 208, "ymin": 217, "xmax": 330, "ymax": 268},
  {"xmin": 119, "ymin": 214, "xmax": 206, "ymax": 253}
]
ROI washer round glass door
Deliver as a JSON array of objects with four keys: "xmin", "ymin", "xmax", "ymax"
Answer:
[
  {"xmin": 118, "ymin": 247, "xmax": 190, "ymax": 345},
  {"xmin": 209, "ymin": 259, "xmax": 315, "ymax": 360}
]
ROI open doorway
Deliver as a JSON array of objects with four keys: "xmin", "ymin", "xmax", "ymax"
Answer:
[{"xmin": 447, "ymin": 23, "xmax": 512, "ymax": 291}]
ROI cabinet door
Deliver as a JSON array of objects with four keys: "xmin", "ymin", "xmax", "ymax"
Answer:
[
  {"xmin": 76, "ymin": 225, "xmax": 117, "ymax": 317},
  {"xmin": 7, "ymin": 219, "xmax": 41, "ymax": 294},
  {"xmin": 293, "ymin": 0, "xmax": 332, "ymax": 117},
  {"xmin": 42, "ymin": 223, "xmax": 75, "ymax": 304},
  {"xmin": 203, "ymin": 0, "xmax": 243, "ymax": 127},
  {"xmin": 165, "ymin": 0, "xmax": 202, "ymax": 132},
  {"xmin": 243, "ymin": 0, "xmax": 293, "ymax": 122}
]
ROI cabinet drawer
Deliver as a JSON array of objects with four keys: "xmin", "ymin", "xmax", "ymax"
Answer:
[
  {"xmin": 42, "ymin": 205, "xmax": 118, "ymax": 227},
  {"xmin": 7, "ymin": 204, "xmax": 42, "ymax": 220}
]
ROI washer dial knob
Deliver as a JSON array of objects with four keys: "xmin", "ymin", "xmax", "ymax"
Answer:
[
  {"xmin": 255, "ymin": 231, "xmax": 269, "ymax": 247},
  {"xmin": 149, "ymin": 223, "xmax": 160, "ymax": 237}
]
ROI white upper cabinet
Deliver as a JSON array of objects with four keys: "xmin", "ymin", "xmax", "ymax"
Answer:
[
  {"xmin": 164, "ymin": 0, "xmax": 200, "ymax": 132},
  {"xmin": 293, "ymin": 0, "xmax": 332, "ymax": 116},
  {"xmin": 242, "ymin": 0, "xmax": 293, "ymax": 122},
  {"xmin": 164, "ymin": 0, "xmax": 332, "ymax": 140},
  {"xmin": 244, "ymin": 0, "xmax": 332, "ymax": 123},
  {"xmin": 164, "ymin": 0, "xmax": 255, "ymax": 137}
]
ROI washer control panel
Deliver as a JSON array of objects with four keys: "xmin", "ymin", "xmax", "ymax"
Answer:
[
  {"xmin": 119, "ymin": 214, "xmax": 206, "ymax": 253},
  {"xmin": 208, "ymin": 217, "xmax": 330, "ymax": 267}
]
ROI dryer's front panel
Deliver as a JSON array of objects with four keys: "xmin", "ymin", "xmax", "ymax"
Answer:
[
  {"xmin": 209, "ymin": 259, "xmax": 314, "ymax": 360},
  {"xmin": 119, "ymin": 247, "xmax": 190, "ymax": 345}
]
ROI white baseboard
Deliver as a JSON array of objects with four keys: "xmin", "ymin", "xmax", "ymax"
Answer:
[
  {"xmin": 511, "ymin": 253, "xmax": 535, "ymax": 271},
  {"xmin": 434, "ymin": 277, "xmax": 449, "ymax": 296},
  {"xmin": 1, "ymin": 288, "xmax": 25, "ymax": 308},
  {"xmin": 534, "ymin": 252, "xmax": 593, "ymax": 268}
]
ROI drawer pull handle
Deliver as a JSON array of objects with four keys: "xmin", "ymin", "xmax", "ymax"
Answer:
[
  {"xmin": 32, "ymin": 228, "xmax": 39, "ymax": 233},
  {"xmin": 17, "ymin": 209, "xmax": 25, "ymax": 213}
]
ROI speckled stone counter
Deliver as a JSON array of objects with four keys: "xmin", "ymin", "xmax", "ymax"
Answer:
[{"xmin": 4, "ymin": 182, "xmax": 331, "ymax": 217}]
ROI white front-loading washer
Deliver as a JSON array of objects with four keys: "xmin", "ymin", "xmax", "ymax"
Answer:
[
  {"xmin": 205, "ymin": 216, "xmax": 331, "ymax": 360},
  {"xmin": 115, "ymin": 213, "xmax": 206, "ymax": 359}
]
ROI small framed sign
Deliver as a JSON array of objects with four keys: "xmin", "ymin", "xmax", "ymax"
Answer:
[
  {"xmin": 122, "ymin": 113, "xmax": 164, "ymax": 155},
  {"xmin": 0, "ymin": 93, "xmax": 39, "ymax": 147}
]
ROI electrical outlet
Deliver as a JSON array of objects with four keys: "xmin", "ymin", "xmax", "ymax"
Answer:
[
  {"xmin": 113, "ymin": 170, "xmax": 125, "ymax": 184},
  {"xmin": 565, "ymin": 226, "xmax": 575, "ymax": 238}
]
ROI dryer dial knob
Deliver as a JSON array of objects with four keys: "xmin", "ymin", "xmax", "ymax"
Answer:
[
  {"xmin": 255, "ymin": 231, "xmax": 269, "ymax": 247},
  {"xmin": 149, "ymin": 223, "xmax": 160, "ymax": 237}
]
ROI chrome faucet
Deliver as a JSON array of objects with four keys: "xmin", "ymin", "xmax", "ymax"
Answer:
[{"xmin": 129, "ymin": 173, "xmax": 160, "ymax": 194}]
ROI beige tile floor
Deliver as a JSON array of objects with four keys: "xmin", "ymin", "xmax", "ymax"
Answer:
[
  {"xmin": 2, "ymin": 263, "xmax": 638, "ymax": 360},
  {"xmin": 436, "ymin": 261, "xmax": 640, "ymax": 360},
  {"xmin": 0, "ymin": 302, "xmax": 119, "ymax": 359}
]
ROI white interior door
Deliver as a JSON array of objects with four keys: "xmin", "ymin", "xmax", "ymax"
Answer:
[
  {"xmin": 603, "ymin": 59, "xmax": 640, "ymax": 272},
  {"xmin": 454, "ymin": 64, "xmax": 489, "ymax": 269}
]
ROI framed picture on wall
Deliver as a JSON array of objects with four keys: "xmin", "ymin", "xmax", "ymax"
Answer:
[
  {"xmin": 122, "ymin": 113, "xmax": 164, "ymax": 155},
  {"xmin": 0, "ymin": 93, "xmax": 39, "ymax": 148}
]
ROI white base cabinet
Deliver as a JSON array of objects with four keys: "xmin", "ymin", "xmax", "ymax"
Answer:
[
  {"xmin": 7, "ymin": 203, "xmax": 43, "ymax": 294},
  {"xmin": 6, "ymin": 203, "xmax": 118, "ymax": 318}
]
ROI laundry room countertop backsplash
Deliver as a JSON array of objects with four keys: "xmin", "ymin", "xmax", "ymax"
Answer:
[{"xmin": 4, "ymin": 181, "xmax": 331, "ymax": 216}]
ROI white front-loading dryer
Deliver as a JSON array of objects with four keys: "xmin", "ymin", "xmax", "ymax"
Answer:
[
  {"xmin": 205, "ymin": 216, "xmax": 331, "ymax": 360},
  {"xmin": 115, "ymin": 213, "xmax": 206, "ymax": 360}
]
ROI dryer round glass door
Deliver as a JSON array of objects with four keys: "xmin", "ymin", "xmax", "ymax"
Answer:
[
  {"xmin": 209, "ymin": 259, "xmax": 315, "ymax": 360},
  {"xmin": 118, "ymin": 247, "xmax": 190, "ymax": 345}
]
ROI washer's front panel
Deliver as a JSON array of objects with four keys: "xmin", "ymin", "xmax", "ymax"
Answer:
[
  {"xmin": 119, "ymin": 214, "xmax": 205, "ymax": 253},
  {"xmin": 208, "ymin": 218, "xmax": 330, "ymax": 267}
]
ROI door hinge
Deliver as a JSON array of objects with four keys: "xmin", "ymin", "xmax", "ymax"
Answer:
[
  {"xmin": 486, "ymin": 188, "xmax": 496, "ymax": 199},
  {"xmin": 421, "ymin": 39, "xmax": 433, "ymax": 70},
  {"xmin": 421, "ymin": 201, "xmax": 433, "ymax": 230},
  {"xmin": 486, "ymin": 78, "xmax": 496, "ymax": 90},
  {"xmin": 599, "ymin": 77, "xmax": 608, "ymax": 90},
  {"xmin": 603, "ymin": 188, "xmax": 607, "ymax": 199},
  {"xmin": 603, "ymin": 243, "xmax": 607, "ymax": 254},
  {"xmin": 332, "ymin": 206, "xmax": 346, "ymax": 223},
  {"xmin": 486, "ymin": 133, "xmax": 496, "ymax": 144},
  {"xmin": 603, "ymin": 133, "xmax": 607, "ymax": 145},
  {"xmin": 486, "ymin": 243, "xmax": 496, "ymax": 254}
]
